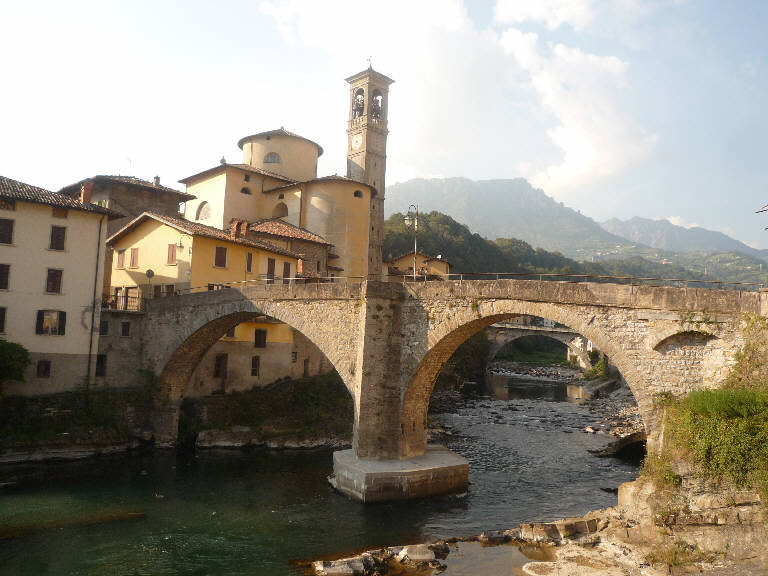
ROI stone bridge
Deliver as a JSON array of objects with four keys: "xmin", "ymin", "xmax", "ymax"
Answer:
[
  {"xmin": 139, "ymin": 279, "xmax": 766, "ymax": 502},
  {"xmin": 485, "ymin": 322, "xmax": 591, "ymax": 367}
]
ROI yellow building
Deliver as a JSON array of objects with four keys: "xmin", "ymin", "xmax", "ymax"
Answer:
[
  {"xmin": 106, "ymin": 212, "xmax": 299, "ymax": 304},
  {"xmin": 0, "ymin": 175, "xmax": 118, "ymax": 394},
  {"xmin": 179, "ymin": 67, "xmax": 394, "ymax": 281},
  {"xmin": 385, "ymin": 251, "xmax": 451, "ymax": 280}
]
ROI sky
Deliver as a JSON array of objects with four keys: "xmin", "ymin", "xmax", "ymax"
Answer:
[{"xmin": 1, "ymin": 1, "xmax": 767, "ymax": 247}]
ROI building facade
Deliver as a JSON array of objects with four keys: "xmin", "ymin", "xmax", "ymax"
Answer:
[{"xmin": 0, "ymin": 175, "xmax": 117, "ymax": 394}]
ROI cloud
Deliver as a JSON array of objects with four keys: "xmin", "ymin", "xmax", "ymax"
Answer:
[
  {"xmin": 667, "ymin": 216, "xmax": 699, "ymax": 229},
  {"xmin": 499, "ymin": 27, "xmax": 656, "ymax": 198},
  {"xmin": 494, "ymin": 0, "xmax": 596, "ymax": 30}
]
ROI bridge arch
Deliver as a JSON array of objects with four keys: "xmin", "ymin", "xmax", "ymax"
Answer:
[
  {"xmin": 486, "ymin": 326, "xmax": 592, "ymax": 369},
  {"xmin": 400, "ymin": 299, "xmax": 644, "ymax": 458}
]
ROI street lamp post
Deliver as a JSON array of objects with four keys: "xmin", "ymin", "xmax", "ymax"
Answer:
[{"xmin": 404, "ymin": 204, "xmax": 418, "ymax": 281}]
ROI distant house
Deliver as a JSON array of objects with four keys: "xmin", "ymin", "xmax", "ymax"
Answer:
[
  {"xmin": 0, "ymin": 175, "xmax": 120, "ymax": 394},
  {"xmin": 384, "ymin": 251, "xmax": 450, "ymax": 280}
]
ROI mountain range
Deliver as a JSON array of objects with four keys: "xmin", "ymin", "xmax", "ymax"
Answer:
[{"xmin": 386, "ymin": 177, "xmax": 767, "ymax": 263}]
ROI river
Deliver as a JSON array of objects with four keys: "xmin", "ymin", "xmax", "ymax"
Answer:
[{"xmin": 0, "ymin": 371, "xmax": 639, "ymax": 575}]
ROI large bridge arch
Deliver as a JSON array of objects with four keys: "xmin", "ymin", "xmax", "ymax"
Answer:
[
  {"xmin": 140, "ymin": 287, "xmax": 364, "ymax": 443},
  {"xmin": 399, "ymin": 299, "xmax": 646, "ymax": 458}
]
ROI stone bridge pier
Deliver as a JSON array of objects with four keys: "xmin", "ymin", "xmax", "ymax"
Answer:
[{"xmin": 141, "ymin": 279, "xmax": 764, "ymax": 503}]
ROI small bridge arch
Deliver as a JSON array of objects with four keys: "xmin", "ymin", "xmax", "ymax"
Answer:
[{"xmin": 485, "ymin": 322, "xmax": 592, "ymax": 368}]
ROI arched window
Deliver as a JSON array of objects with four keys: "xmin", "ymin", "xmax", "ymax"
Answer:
[
  {"xmin": 264, "ymin": 152, "xmax": 281, "ymax": 163},
  {"xmin": 195, "ymin": 201, "xmax": 211, "ymax": 221},
  {"xmin": 371, "ymin": 89, "xmax": 383, "ymax": 120},
  {"xmin": 353, "ymin": 88, "xmax": 365, "ymax": 118},
  {"xmin": 272, "ymin": 202, "xmax": 288, "ymax": 218},
  {"xmin": 353, "ymin": 190, "xmax": 363, "ymax": 198},
  {"xmin": 240, "ymin": 187, "xmax": 251, "ymax": 195}
]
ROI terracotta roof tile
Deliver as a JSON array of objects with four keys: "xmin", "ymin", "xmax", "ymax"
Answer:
[
  {"xmin": 0, "ymin": 175, "xmax": 120, "ymax": 217},
  {"xmin": 60, "ymin": 175, "xmax": 194, "ymax": 201},
  {"xmin": 107, "ymin": 212, "xmax": 300, "ymax": 259},
  {"xmin": 248, "ymin": 218, "xmax": 331, "ymax": 246},
  {"xmin": 179, "ymin": 163, "xmax": 296, "ymax": 185}
]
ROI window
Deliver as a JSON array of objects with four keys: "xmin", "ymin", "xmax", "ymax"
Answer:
[
  {"xmin": 246, "ymin": 252, "xmax": 253, "ymax": 273},
  {"xmin": 353, "ymin": 190, "xmax": 363, "ymax": 198},
  {"xmin": 244, "ymin": 175, "xmax": 250, "ymax": 182},
  {"xmin": 264, "ymin": 152, "xmax": 281, "ymax": 163},
  {"xmin": 353, "ymin": 88, "xmax": 365, "ymax": 118},
  {"xmin": 291, "ymin": 351, "xmax": 297, "ymax": 364},
  {"xmin": 266, "ymin": 258, "xmax": 275, "ymax": 284},
  {"xmin": 213, "ymin": 354, "xmax": 228, "ymax": 378},
  {"xmin": 225, "ymin": 326, "xmax": 236, "ymax": 338},
  {"xmin": 121, "ymin": 321, "xmax": 131, "ymax": 337},
  {"xmin": 99, "ymin": 319, "xmax": 109, "ymax": 335},
  {"xmin": 303, "ymin": 358, "xmax": 310, "ymax": 377},
  {"xmin": 272, "ymin": 202, "xmax": 288, "ymax": 218},
  {"xmin": 36, "ymin": 360, "xmax": 51, "ymax": 378},
  {"xmin": 52, "ymin": 208, "xmax": 68, "ymax": 218},
  {"xmin": 129, "ymin": 248, "xmax": 139, "ymax": 268},
  {"xmin": 35, "ymin": 310, "xmax": 66, "ymax": 335},
  {"xmin": 167, "ymin": 244, "xmax": 177, "ymax": 265},
  {"xmin": 49, "ymin": 226, "xmax": 66, "ymax": 250},
  {"xmin": 0, "ymin": 264, "xmax": 8, "ymax": 290},
  {"xmin": 154, "ymin": 285, "xmax": 162, "ymax": 298},
  {"xmin": 164, "ymin": 284, "xmax": 175, "ymax": 297},
  {"xmin": 251, "ymin": 355, "xmax": 260, "ymax": 377},
  {"xmin": 254, "ymin": 329, "xmax": 267, "ymax": 348},
  {"xmin": 195, "ymin": 201, "xmax": 211, "ymax": 221},
  {"xmin": 46, "ymin": 269, "xmax": 63, "ymax": 294},
  {"xmin": 316, "ymin": 261, "xmax": 320, "ymax": 273},
  {"xmin": 116, "ymin": 249, "xmax": 126, "ymax": 269},
  {"xmin": 283, "ymin": 261, "xmax": 291, "ymax": 284},
  {"xmin": 240, "ymin": 187, "xmax": 251, "ymax": 195},
  {"xmin": 95, "ymin": 354, "xmax": 107, "ymax": 377},
  {"xmin": 214, "ymin": 246, "xmax": 227, "ymax": 268},
  {"xmin": 0, "ymin": 307, "xmax": 5, "ymax": 332},
  {"xmin": 0, "ymin": 219, "xmax": 14, "ymax": 244},
  {"xmin": 278, "ymin": 193, "xmax": 284, "ymax": 199}
]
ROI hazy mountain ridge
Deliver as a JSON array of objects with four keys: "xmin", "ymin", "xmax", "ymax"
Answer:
[
  {"xmin": 601, "ymin": 216, "xmax": 768, "ymax": 261},
  {"xmin": 385, "ymin": 177, "xmax": 635, "ymax": 258}
]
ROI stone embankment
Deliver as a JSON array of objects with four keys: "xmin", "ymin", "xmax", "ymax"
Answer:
[
  {"xmin": 311, "ymin": 484, "xmax": 766, "ymax": 576},
  {"xmin": 196, "ymin": 427, "xmax": 350, "ymax": 450}
]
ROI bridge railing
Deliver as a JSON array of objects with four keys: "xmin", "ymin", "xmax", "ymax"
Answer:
[
  {"xmin": 162, "ymin": 275, "xmax": 368, "ymax": 297},
  {"xmin": 408, "ymin": 271, "xmax": 765, "ymax": 292}
]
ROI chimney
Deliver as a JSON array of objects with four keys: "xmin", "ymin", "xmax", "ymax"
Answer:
[
  {"xmin": 80, "ymin": 181, "xmax": 93, "ymax": 204},
  {"xmin": 230, "ymin": 219, "xmax": 241, "ymax": 239},
  {"xmin": 153, "ymin": 175, "xmax": 161, "ymax": 186},
  {"xmin": 239, "ymin": 220, "xmax": 249, "ymax": 238},
  {"xmin": 297, "ymin": 259, "xmax": 304, "ymax": 275}
]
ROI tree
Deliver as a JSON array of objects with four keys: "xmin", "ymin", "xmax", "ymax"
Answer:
[{"xmin": 0, "ymin": 338, "xmax": 31, "ymax": 385}]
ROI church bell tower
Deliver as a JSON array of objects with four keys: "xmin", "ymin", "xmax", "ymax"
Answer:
[{"xmin": 346, "ymin": 66, "xmax": 394, "ymax": 278}]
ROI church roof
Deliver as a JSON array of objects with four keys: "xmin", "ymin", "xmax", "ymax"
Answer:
[
  {"xmin": 60, "ymin": 175, "xmax": 195, "ymax": 201},
  {"xmin": 178, "ymin": 163, "xmax": 295, "ymax": 185},
  {"xmin": 248, "ymin": 218, "xmax": 331, "ymax": 246},
  {"xmin": 265, "ymin": 175, "xmax": 377, "ymax": 196},
  {"xmin": 345, "ymin": 66, "xmax": 395, "ymax": 85},
  {"xmin": 0, "ymin": 175, "xmax": 121, "ymax": 218},
  {"xmin": 237, "ymin": 128, "xmax": 324, "ymax": 156},
  {"xmin": 107, "ymin": 212, "xmax": 300, "ymax": 259}
]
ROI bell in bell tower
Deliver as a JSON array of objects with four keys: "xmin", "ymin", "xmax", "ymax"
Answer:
[{"xmin": 345, "ymin": 65, "xmax": 394, "ymax": 278}]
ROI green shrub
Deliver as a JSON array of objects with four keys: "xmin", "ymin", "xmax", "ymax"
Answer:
[
  {"xmin": 0, "ymin": 339, "xmax": 30, "ymax": 384},
  {"xmin": 641, "ymin": 451, "xmax": 681, "ymax": 489}
]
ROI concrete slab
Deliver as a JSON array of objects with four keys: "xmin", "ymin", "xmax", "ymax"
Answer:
[{"xmin": 329, "ymin": 445, "xmax": 469, "ymax": 502}]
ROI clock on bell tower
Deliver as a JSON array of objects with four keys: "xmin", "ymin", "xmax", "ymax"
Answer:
[{"xmin": 345, "ymin": 66, "xmax": 394, "ymax": 278}]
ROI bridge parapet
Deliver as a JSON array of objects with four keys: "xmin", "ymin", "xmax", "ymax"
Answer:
[{"xmin": 406, "ymin": 279, "xmax": 765, "ymax": 316}]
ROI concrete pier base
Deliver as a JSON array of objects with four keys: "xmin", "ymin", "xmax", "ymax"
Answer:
[{"xmin": 329, "ymin": 445, "xmax": 469, "ymax": 502}]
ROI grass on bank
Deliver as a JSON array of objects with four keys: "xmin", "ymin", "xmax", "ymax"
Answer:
[{"xmin": 642, "ymin": 315, "xmax": 768, "ymax": 501}]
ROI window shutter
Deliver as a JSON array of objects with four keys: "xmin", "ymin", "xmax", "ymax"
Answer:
[
  {"xmin": 35, "ymin": 310, "xmax": 44, "ymax": 334},
  {"xmin": 167, "ymin": 244, "xmax": 177, "ymax": 265},
  {"xmin": 116, "ymin": 250, "xmax": 125, "ymax": 269},
  {"xmin": 130, "ymin": 248, "xmax": 139, "ymax": 267},
  {"xmin": 58, "ymin": 311, "xmax": 66, "ymax": 335},
  {"xmin": 214, "ymin": 246, "xmax": 227, "ymax": 268}
]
